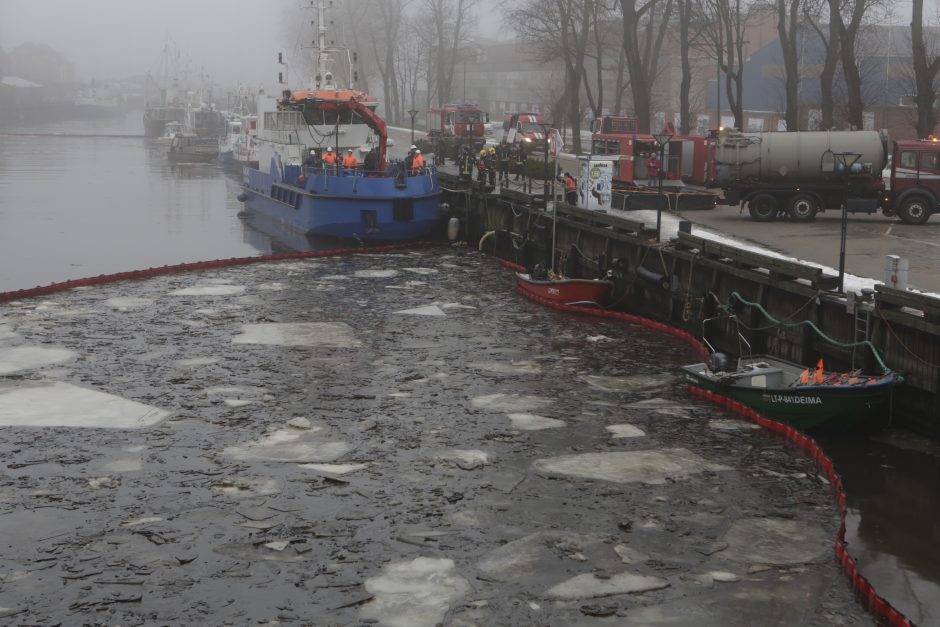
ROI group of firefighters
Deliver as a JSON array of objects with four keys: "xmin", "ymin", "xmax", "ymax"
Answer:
[
  {"xmin": 302, "ymin": 145, "xmax": 426, "ymax": 176},
  {"xmin": 456, "ymin": 141, "xmax": 529, "ymax": 185}
]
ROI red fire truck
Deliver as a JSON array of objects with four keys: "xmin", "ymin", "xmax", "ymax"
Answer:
[
  {"xmin": 502, "ymin": 112, "xmax": 546, "ymax": 147},
  {"xmin": 426, "ymin": 103, "xmax": 487, "ymax": 161},
  {"xmin": 589, "ymin": 116, "xmax": 715, "ymax": 186}
]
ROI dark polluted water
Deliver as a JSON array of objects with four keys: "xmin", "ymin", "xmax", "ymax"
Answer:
[
  {"xmin": 0, "ymin": 115, "xmax": 934, "ymax": 623},
  {"xmin": 0, "ymin": 248, "xmax": 870, "ymax": 625}
]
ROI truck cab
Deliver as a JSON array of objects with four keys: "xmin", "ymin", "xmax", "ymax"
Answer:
[
  {"xmin": 502, "ymin": 112, "xmax": 546, "ymax": 147},
  {"xmin": 427, "ymin": 104, "xmax": 486, "ymax": 142},
  {"xmin": 888, "ymin": 138, "xmax": 940, "ymax": 224},
  {"xmin": 589, "ymin": 116, "xmax": 713, "ymax": 186}
]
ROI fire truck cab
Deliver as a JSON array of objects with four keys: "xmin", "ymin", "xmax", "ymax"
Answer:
[
  {"xmin": 426, "ymin": 103, "xmax": 486, "ymax": 142},
  {"xmin": 886, "ymin": 137, "xmax": 940, "ymax": 224},
  {"xmin": 590, "ymin": 116, "xmax": 714, "ymax": 186},
  {"xmin": 502, "ymin": 112, "xmax": 546, "ymax": 147}
]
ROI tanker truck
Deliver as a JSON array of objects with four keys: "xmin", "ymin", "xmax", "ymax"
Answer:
[{"xmin": 712, "ymin": 129, "xmax": 937, "ymax": 225}]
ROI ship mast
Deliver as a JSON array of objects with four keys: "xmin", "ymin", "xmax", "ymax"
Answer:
[{"xmin": 316, "ymin": 0, "xmax": 330, "ymax": 89}]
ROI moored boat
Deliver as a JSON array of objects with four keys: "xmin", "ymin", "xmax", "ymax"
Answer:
[
  {"xmin": 516, "ymin": 272, "xmax": 613, "ymax": 306},
  {"xmin": 681, "ymin": 353, "xmax": 898, "ymax": 431},
  {"xmin": 238, "ymin": 0, "xmax": 440, "ymax": 242}
]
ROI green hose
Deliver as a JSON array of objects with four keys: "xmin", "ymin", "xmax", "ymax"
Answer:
[{"xmin": 728, "ymin": 291, "xmax": 893, "ymax": 375}]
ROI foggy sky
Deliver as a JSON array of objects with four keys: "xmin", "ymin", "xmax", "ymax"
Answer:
[
  {"xmin": 0, "ymin": 0, "xmax": 506, "ymax": 89},
  {"xmin": 0, "ymin": 0, "xmax": 292, "ymax": 86}
]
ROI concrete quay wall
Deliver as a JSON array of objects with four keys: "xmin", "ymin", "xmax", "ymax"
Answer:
[{"xmin": 441, "ymin": 176, "xmax": 940, "ymax": 437}]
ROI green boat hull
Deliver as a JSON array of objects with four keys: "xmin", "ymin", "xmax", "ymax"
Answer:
[{"xmin": 682, "ymin": 366, "xmax": 896, "ymax": 432}]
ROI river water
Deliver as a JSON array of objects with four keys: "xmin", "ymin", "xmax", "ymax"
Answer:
[{"xmin": 0, "ymin": 113, "xmax": 938, "ymax": 623}]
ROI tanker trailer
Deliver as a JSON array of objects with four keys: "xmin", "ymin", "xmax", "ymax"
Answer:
[{"xmin": 712, "ymin": 129, "xmax": 888, "ymax": 222}]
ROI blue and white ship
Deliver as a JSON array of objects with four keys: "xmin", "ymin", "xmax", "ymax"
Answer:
[{"xmin": 238, "ymin": 1, "xmax": 441, "ymax": 242}]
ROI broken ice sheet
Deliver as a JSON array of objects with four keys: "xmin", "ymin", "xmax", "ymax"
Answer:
[
  {"xmin": 355, "ymin": 269, "xmax": 399, "ymax": 278},
  {"xmin": 102, "ymin": 296, "xmax": 154, "ymax": 311},
  {"xmin": 360, "ymin": 557, "xmax": 471, "ymax": 627},
  {"xmin": 0, "ymin": 346, "xmax": 76, "ymax": 375},
  {"xmin": 394, "ymin": 305, "xmax": 446, "ymax": 316},
  {"xmin": 606, "ymin": 424, "xmax": 645, "ymax": 438},
  {"xmin": 507, "ymin": 413, "xmax": 565, "ymax": 431},
  {"xmin": 169, "ymin": 284, "xmax": 246, "ymax": 297},
  {"xmin": 709, "ymin": 419, "xmax": 760, "ymax": 431},
  {"xmin": 0, "ymin": 382, "xmax": 170, "ymax": 428},
  {"xmin": 471, "ymin": 393, "xmax": 552, "ymax": 413},
  {"xmin": 232, "ymin": 322, "xmax": 360, "ymax": 348},
  {"xmin": 720, "ymin": 518, "xmax": 829, "ymax": 565},
  {"xmin": 468, "ymin": 361, "xmax": 542, "ymax": 375},
  {"xmin": 436, "ymin": 449, "xmax": 490, "ymax": 470},
  {"xmin": 297, "ymin": 463, "xmax": 369, "ymax": 475},
  {"xmin": 545, "ymin": 572, "xmax": 669, "ymax": 600},
  {"xmin": 580, "ymin": 373, "xmax": 674, "ymax": 393},
  {"xmin": 533, "ymin": 448, "xmax": 731, "ymax": 485},
  {"xmin": 223, "ymin": 422, "xmax": 352, "ymax": 463},
  {"xmin": 211, "ymin": 477, "xmax": 281, "ymax": 497}
]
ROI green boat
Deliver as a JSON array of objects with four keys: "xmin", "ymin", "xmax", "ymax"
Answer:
[{"xmin": 681, "ymin": 354, "xmax": 898, "ymax": 432}]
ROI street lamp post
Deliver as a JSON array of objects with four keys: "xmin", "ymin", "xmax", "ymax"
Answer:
[
  {"xmin": 539, "ymin": 123, "xmax": 552, "ymax": 207},
  {"xmin": 408, "ymin": 109, "xmax": 419, "ymax": 146},
  {"xmin": 652, "ymin": 132, "xmax": 672, "ymax": 243},
  {"xmin": 834, "ymin": 151, "xmax": 863, "ymax": 293}
]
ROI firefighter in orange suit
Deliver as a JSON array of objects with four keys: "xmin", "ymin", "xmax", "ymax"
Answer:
[{"xmin": 411, "ymin": 150, "xmax": 425, "ymax": 175}]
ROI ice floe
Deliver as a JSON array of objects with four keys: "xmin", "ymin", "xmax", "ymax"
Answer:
[
  {"xmin": 709, "ymin": 419, "xmax": 761, "ymax": 430},
  {"xmin": 121, "ymin": 516, "xmax": 163, "ymax": 527},
  {"xmin": 169, "ymin": 285, "xmax": 246, "ymax": 297},
  {"xmin": 476, "ymin": 531, "xmax": 622, "ymax": 583},
  {"xmin": 223, "ymin": 421, "xmax": 352, "ymax": 463},
  {"xmin": 469, "ymin": 361, "xmax": 542, "ymax": 375},
  {"xmin": 534, "ymin": 448, "xmax": 731, "ymax": 485},
  {"xmin": 508, "ymin": 413, "xmax": 566, "ymax": 430},
  {"xmin": 403, "ymin": 268, "xmax": 439, "ymax": 275},
  {"xmin": 360, "ymin": 557, "xmax": 471, "ymax": 627},
  {"xmin": 297, "ymin": 462, "xmax": 369, "ymax": 475},
  {"xmin": 614, "ymin": 544, "xmax": 649, "ymax": 564},
  {"xmin": 0, "ymin": 382, "xmax": 170, "ymax": 428},
  {"xmin": 471, "ymin": 393, "xmax": 552, "ymax": 413},
  {"xmin": 720, "ymin": 518, "xmax": 830, "ymax": 565},
  {"xmin": 232, "ymin": 322, "xmax": 360, "ymax": 348},
  {"xmin": 355, "ymin": 269, "xmax": 399, "ymax": 278},
  {"xmin": 211, "ymin": 477, "xmax": 281, "ymax": 497},
  {"xmin": 580, "ymin": 373, "xmax": 674, "ymax": 393},
  {"xmin": 104, "ymin": 458, "xmax": 142, "ymax": 472},
  {"xmin": 103, "ymin": 297, "xmax": 154, "ymax": 311},
  {"xmin": 257, "ymin": 282, "xmax": 288, "ymax": 291},
  {"xmin": 0, "ymin": 346, "xmax": 76, "ymax": 375},
  {"xmin": 544, "ymin": 572, "xmax": 669, "ymax": 599},
  {"xmin": 174, "ymin": 357, "xmax": 219, "ymax": 368},
  {"xmin": 394, "ymin": 305, "xmax": 446, "ymax": 316},
  {"xmin": 606, "ymin": 424, "xmax": 646, "ymax": 438},
  {"xmin": 0, "ymin": 324, "xmax": 19, "ymax": 342},
  {"xmin": 436, "ymin": 449, "xmax": 490, "ymax": 470}
]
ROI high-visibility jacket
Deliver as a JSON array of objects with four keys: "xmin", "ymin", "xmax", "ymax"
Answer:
[
  {"xmin": 342, "ymin": 154, "xmax": 358, "ymax": 168},
  {"xmin": 564, "ymin": 176, "xmax": 577, "ymax": 192},
  {"xmin": 645, "ymin": 156, "xmax": 660, "ymax": 177},
  {"xmin": 411, "ymin": 154, "xmax": 425, "ymax": 174},
  {"xmin": 322, "ymin": 152, "xmax": 337, "ymax": 165}
]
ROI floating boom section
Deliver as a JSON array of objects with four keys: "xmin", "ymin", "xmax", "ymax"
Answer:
[{"xmin": 713, "ymin": 130, "xmax": 888, "ymax": 185}]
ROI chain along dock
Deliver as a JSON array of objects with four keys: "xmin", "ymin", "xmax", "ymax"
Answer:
[{"xmin": 437, "ymin": 168, "xmax": 940, "ymax": 438}]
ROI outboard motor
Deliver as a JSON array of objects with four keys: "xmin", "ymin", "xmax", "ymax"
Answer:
[{"xmin": 706, "ymin": 352, "xmax": 730, "ymax": 373}]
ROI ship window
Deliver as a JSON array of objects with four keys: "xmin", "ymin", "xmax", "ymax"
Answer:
[{"xmin": 393, "ymin": 198, "xmax": 414, "ymax": 222}]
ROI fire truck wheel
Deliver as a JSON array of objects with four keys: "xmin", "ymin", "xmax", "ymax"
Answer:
[
  {"xmin": 747, "ymin": 194, "xmax": 779, "ymax": 222},
  {"xmin": 787, "ymin": 193, "xmax": 819, "ymax": 222},
  {"xmin": 898, "ymin": 195, "xmax": 932, "ymax": 225}
]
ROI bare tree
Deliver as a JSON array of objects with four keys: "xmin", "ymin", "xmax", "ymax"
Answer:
[
  {"xmin": 911, "ymin": 0, "xmax": 940, "ymax": 137},
  {"xmin": 424, "ymin": 0, "xmax": 479, "ymax": 106},
  {"xmin": 776, "ymin": 0, "xmax": 801, "ymax": 129},
  {"xmin": 620, "ymin": 0, "xmax": 674, "ymax": 133},
  {"xmin": 693, "ymin": 0, "xmax": 752, "ymax": 130},
  {"xmin": 364, "ymin": 0, "xmax": 407, "ymax": 124},
  {"xmin": 675, "ymin": 0, "xmax": 698, "ymax": 133},
  {"xmin": 802, "ymin": 0, "xmax": 840, "ymax": 129}
]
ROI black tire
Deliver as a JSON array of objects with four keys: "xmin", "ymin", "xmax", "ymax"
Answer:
[
  {"xmin": 748, "ymin": 194, "xmax": 779, "ymax": 221},
  {"xmin": 898, "ymin": 195, "xmax": 932, "ymax": 225},
  {"xmin": 787, "ymin": 193, "xmax": 819, "ymax": 222}
]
